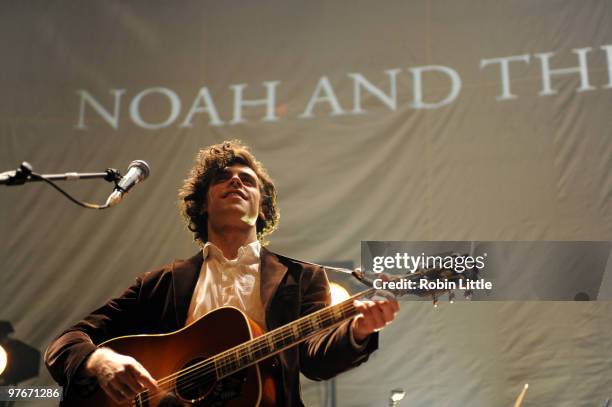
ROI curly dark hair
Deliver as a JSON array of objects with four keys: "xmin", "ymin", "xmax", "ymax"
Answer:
[{"xmin": 178, "ymin": 140, "xmax": 279, "ymax": 246}]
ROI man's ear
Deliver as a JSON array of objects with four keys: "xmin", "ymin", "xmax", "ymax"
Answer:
[{"xmin": 259, "ymin": 210, "xmax": 266, "ymax": 220}]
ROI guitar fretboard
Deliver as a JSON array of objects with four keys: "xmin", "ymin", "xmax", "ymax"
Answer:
[{"xmin": 213, "ymin": 287, "xmax": 375, "ymax": 378}]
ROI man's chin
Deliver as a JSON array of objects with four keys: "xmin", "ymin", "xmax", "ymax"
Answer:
[{"xmin": 208, "ymin": 207, "xmax": 258, "ymax": 228}]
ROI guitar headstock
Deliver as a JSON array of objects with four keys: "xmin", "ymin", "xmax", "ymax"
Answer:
[{"xmin": 354, "ymin": 252, "xmax": 481, "ymax": 306}]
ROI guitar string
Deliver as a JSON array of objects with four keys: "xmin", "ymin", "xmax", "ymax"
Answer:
[
  {"xmin": 152, "ymin": 291, "xmax": 365, "ymax": 389},
  {"xmin": 132, "ymin": 268, "xmax": 457, "ymax": 404},
  {"xmin": 137, "ymin": 276, "xmax": 459, "ymax": 405},
  {"xmin": 151, "ymin": 270, "xmax": 451, "ymax": 395},
  {"xmin": 170, "ymin": 302, "xmax": 356, "ymax": 391},
  {"xmin": 135, "ymin": 299, "xmax": 359, "ymax": 404},
  {"xmin": 172, "ymin": 296, "xmax": 359, "ymax": 384},
  {"xmin": 137, "ymin": 321, "xmax": 350, "ymax": 406},
  {"xmin": 133, "ymin": 298, "xmax": 361, "ymax": 404},
  {"xmin": 134, "ymin": 300, "xmax": 358, "ymax": 405}
]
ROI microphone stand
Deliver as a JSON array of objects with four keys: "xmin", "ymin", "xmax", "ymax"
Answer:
[
  {"xmin": 1, "ymin": 162, "xmax": 121, "ymax": 185},
  {"xmin": 1, "ymin": 161, "xmax": 123, "ymax": 209}
]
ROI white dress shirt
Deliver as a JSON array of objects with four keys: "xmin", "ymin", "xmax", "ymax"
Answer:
[{"xmin": 185, "ymin": 240, "xmax": 266, "ymax": 329}]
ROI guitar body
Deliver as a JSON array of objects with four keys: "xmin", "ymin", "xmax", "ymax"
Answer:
[{"xmin": 63, "ymin": 307, "xmax": 277, "ymax": 407}]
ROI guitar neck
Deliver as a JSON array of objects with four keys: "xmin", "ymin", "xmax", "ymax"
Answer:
[{"xmin": 214, "ymin": 287, "xmax": 376, "ymax": 378}]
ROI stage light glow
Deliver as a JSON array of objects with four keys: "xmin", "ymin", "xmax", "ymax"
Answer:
[
  {"xmin": 0, "ymin": 345, "xmax": 7, "ymax": 376},
  {"xmin": 0, "ymin": 321, "xmax": 40, "ymax": 384},
  {"xmin": 329, "ymin": 282, "xmax": 350, "ymax": 305}
]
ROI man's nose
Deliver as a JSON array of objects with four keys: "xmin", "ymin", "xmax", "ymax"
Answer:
[{"xmin": 228, "ymin": 174, "xmax": 243, "ymax": 187}]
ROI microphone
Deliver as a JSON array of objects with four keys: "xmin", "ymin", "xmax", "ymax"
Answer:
[{"xmin": 105, "ymin": 160, "xmax": 150, "ymax": 207}]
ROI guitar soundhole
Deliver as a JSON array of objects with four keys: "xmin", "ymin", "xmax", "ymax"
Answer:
[{"xmin": 175, "ymin": 358, "xmax": 247, "ymax": 405}]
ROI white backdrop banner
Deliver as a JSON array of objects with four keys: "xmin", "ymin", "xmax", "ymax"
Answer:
[{"xmin": 1, "ymin": 1, "xmax": 611, "ymax": 406}]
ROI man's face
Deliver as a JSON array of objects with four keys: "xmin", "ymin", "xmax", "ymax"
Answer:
[{"xmin": 204, "ymin": 164, "xmax": 262, "ymax": 231}]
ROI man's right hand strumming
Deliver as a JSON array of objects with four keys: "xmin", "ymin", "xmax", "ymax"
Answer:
[{"xmin": 83, "ymin": 347, "xmax": 158, "ymax": 404}]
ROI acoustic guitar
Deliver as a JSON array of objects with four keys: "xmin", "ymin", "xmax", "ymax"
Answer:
[{"xmin": 62, "ymin": 261, "xmax": 477, "ymax": 406}]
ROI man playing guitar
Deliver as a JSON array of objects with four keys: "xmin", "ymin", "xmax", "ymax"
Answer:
[{"xmin": 45, "ymin": 140, "xmax": 399, "ymax": 406}]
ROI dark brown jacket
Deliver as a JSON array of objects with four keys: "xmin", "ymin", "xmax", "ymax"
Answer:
[{"xmin": 45, "ymin": 248, "xmax": 378, "ymax": 406}]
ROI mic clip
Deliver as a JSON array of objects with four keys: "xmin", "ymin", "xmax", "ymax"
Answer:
[{"xmin": 104, "ymin": 168, "xmax": 123, "ymax": 185}]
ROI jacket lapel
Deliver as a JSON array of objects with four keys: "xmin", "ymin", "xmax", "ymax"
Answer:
[
  {"xmin": 260, "ymin": 247, "xmax": 288, "ymax": 316},
  {"xmin": 172, "ymin": 251, "xmax": 203, "ymax": 327}
]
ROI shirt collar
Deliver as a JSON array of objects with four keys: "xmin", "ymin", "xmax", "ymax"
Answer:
[{"xmin": 202, "ymin": 240, "xmax": 261, "ymax": 266}]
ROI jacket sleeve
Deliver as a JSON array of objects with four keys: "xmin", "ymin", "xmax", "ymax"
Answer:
[
  {"xmin": 44, "ymin": 273, "xmax": 147, "ymax": 393},
  {"xmin": 298, "ymin": 265, "xmax": 378, "ymax": 381}
]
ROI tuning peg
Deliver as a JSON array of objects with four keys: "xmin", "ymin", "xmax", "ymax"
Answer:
[
  {"xmin": 448, "ymin": 291, "xmax": 455, "ymax": 304},
  {"xmin": 464, "ymin": 290, "xmax": 473, "ymax": 301}
]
